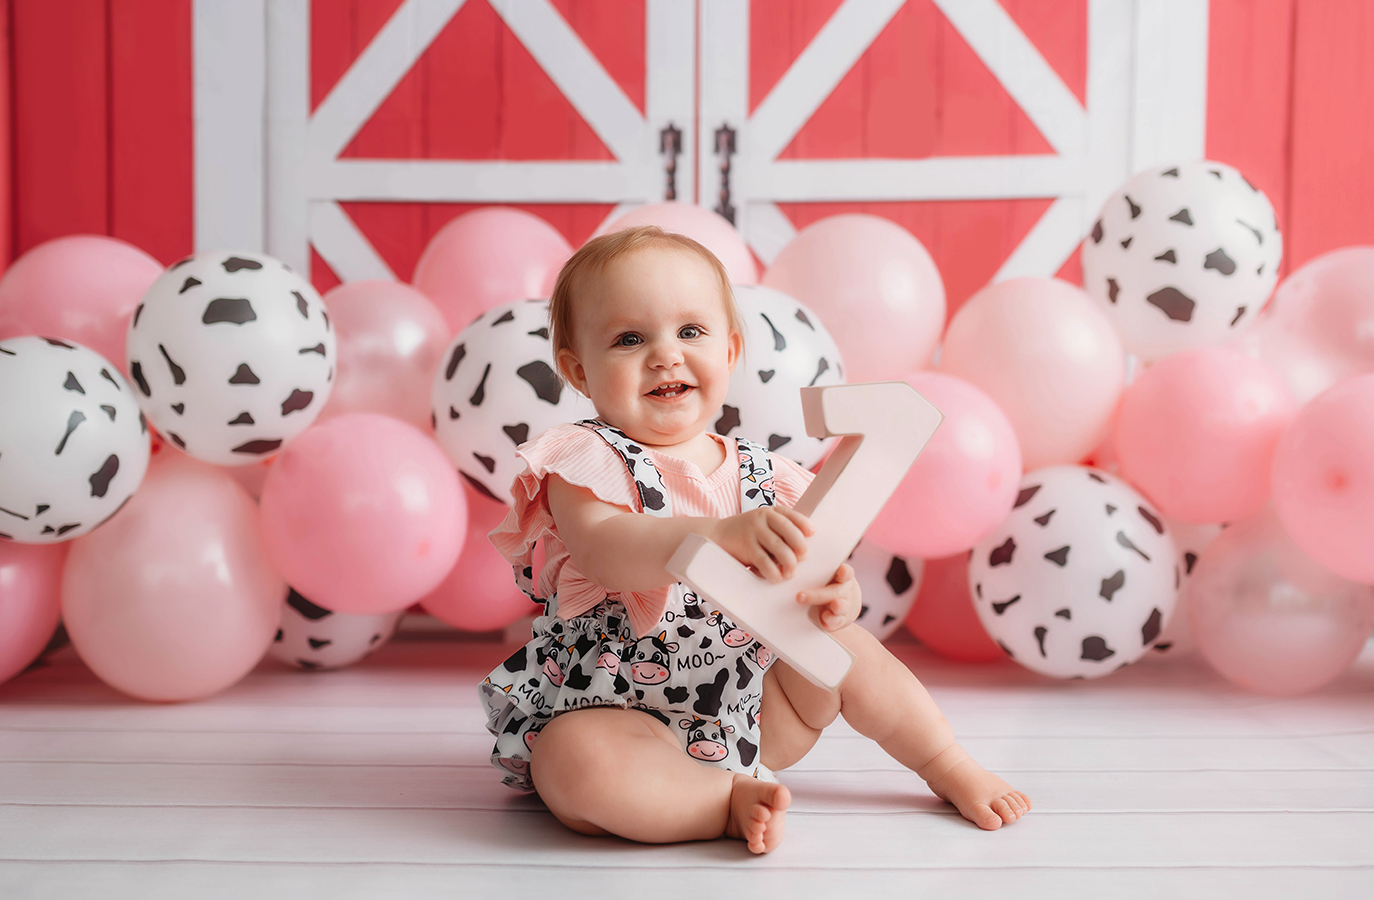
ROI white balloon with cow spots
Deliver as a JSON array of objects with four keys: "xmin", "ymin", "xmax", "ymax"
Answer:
[
  {"xmin": 269, "ymin": 588, "xmax": 405, "ymax": 671},
  {"xmin": 1081, "ymin": 161, "xmax": 1282, "ymax": 363},
  {"xmin": 968, "ymin": 466, "xmax": 1179, "ymax": 679},
  {"xmin": 0, "ymin": 336, "xmax": 150, "ymax": 542},
  {"xmin": 125, "ymin": 251, "xmax": 336, "ymax": 466},
  {"xmin": 848, "ymin": 539, "xmax": 922, "ymax": 640},
  {"xmin": 430, "ymin": 298, "xmax": 595, "ymax": 504},
  {"xmin": 719, "ymin": 285, "xmax": 845, "ymax": 469}
]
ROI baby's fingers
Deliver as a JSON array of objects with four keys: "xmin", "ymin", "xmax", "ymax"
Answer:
[{"xmin": 796, "ymin": 583, "xmax": 854, "ymax": 631}]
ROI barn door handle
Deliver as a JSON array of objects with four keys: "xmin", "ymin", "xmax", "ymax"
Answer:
[
  {"xmin": 659, "ymin": 124, "xmax": 683, "ymax": 201},
  {"xmin": 714, "ymin": 124, "xmax": 737, "ymax": 225}
]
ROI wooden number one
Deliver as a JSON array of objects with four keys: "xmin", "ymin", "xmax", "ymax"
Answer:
[{"xmin": 667, "ymin": 382, "xmax": 943, "ymax": 691}]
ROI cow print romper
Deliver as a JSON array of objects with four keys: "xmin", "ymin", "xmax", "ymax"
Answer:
[{"xmin": 480, "ymin": 420, "xmax": 782, "ymax": 791}]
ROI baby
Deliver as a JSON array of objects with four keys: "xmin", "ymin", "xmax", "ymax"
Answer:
[{"xmin": 480, "ymin": 226, "xmax": 1029, "ymax": 853}]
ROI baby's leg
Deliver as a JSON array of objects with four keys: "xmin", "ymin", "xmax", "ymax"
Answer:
[
  {"xmin": 530, "ymin": 706, "xmax": 791, "ymax": 853},
  {"xmin": 763, "ymin": 624, "xmax": 1030, "ymax": 830}
]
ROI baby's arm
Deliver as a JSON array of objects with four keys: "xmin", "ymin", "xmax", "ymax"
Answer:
[{"xmin": 547, "ymin": 474, "xmax": 815, "ymax": 594}]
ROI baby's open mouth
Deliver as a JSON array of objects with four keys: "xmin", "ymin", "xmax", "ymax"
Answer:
[{"xmin": 647, "ymin": 382, "xmax": 693, "ymax": 398}]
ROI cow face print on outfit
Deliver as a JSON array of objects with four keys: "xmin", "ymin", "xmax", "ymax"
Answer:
[
  {"xmin": 1081, "ymin": 161, "xmax": 1283, "ymax": 363},
  {"xmin": 125, "ymin": 251, "xmax": 335, "ymax": 466},
  {"xmin": 431, "ymin": 298, "xmax": 596, "ymax": 503},
  {"xmin": 0, "ymin": 336, "xmax": 150, "ymax": 543},
  {"xmin": 969, "ymin": 466, "xmax": 1179, "ymax": 680}
]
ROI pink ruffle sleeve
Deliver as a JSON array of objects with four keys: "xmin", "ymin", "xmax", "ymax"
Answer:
[
  {"xmin": 768, "ymin": 452, "xmax": 817, "ymax": 508},
  {"xmin": 487, "ymin": 423, "xmax": 672, "ymax": 637}
]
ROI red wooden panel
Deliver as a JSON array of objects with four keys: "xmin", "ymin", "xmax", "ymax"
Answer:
[
  {"xmin": 1205, "ymin": 0, "xmax": 1294, "ymax": 275},
  {"xmin": 312, "ymin": 0, "xmax": 407, "ymax": 112},
  {"xmin": 998, "ymin": 0, "xmax": 1087, "ymax": 106},
  {"xmin": 11, "ymin": 0, "xmax": 109, "ymax": 254},
  {"xmin": 551, "ymin": 0, "xmax": 646, "ymax": 115},
  {"xmin": 1286, "ymin": 0, "xmax": 1374, "ymax": 269},
  {"xmin": 750, "ymin": 0, "xmax": 844, "ymax": 114},
  {"xmin": 0, "ymin": 1, "xmax": 11, "ymax": 270},
  {"xmin": 109, "ymin": 0, "xmax": 194, "ymax": 266}
]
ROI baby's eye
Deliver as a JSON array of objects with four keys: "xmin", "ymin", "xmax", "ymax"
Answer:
[
  {"xmin": 616, "ymin": 333, "xmax": 643, "ymax": 347},
  {"xmin": 679, "ymin": 325, "xmax": 703, "ymax": 339}
]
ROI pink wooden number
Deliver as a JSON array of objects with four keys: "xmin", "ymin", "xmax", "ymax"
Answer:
[{"xmin": 667, "ymin": 382, "xmax": 944, "ymax": 691}]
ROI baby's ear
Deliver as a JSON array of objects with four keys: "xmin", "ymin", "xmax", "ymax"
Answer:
[
  {"xmin": 556, "ymin": 346, "xmax": 589, "ymax": 397},
  {"xmin": 727, "ymin": 328, "xmax": 743, "ymax": 373}
]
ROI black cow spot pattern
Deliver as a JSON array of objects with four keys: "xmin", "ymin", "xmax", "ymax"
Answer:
[
  {"xmin": 1091, "ymin": 219, "xmax": 1104, "ymax": 243},
  {"xmin": 1120, "ymin": 236, "xmax": 1133, "ymax": 250},
  {"xmin": 989, "ymin": 537, "xmax": 1016, "ymax": 567},
  {"xmin": 100, "ymin": 404, "xmax": 117, "ymax": 421},
  {"xmin": 55, "ymin": 411, "xmax": 85, "ymax": 455},
  {"xmin": 203, "ymin": 297, "xmax": 257, "ymax": 325},
  {"xmin": 1033, "ymin": 509, "xmax": 1055, "ymax": 527},
  {"xmin": 503, "ymin": 423, "xmax": 530, "ymax": 445},
  {"xmin": 178, "ymin": 277, "xmax": 201, "ymax": 294},
  {"xmin": 1034, "ymin": 626, "xmax": 1048, "ymax": 656},
  {"xmin": 473, "ymin": 453, "xmax": 496, "ymax": 474},
  {"xmin": 99, "ymin": 368, "xmax": 120, "ymax": 391},
  {"xmin": 1141, "ymin": 608, "xmax": 1163, "ymax": 645},
  {"xmin": 1015, "ymin": 485, "xmax": 1041, "ymax": 508},
  {"xmin": 759, "ymin": 312, "xmax": 786, "ymax": 351},
  {"xmin": 1125, "ymin": 195, "xmax": 1141, "ymax": 218},
  {"xmin": 1099, "ymin": 569, "xmax": 1125, "ymax": 601},
  {"xmin": 807, "ymin": 357, "xmax": 830, "ymax": 387},
  {"xmin": 991, "ymin": 594, "xmax": 1021, "ymax": 615},
  {"xmin": 1105, "ymin": 503, "xmax": 1118, "ymax": 515},
  {"xmin": 281, "ymin": 389, "xmax": 314, "ymax": 415},
  {"xmin": 1184, "ymin": 552, "xmax": 1199, "ymax": 574},
  {"xmin": 564, "ymin": 665, "xmax": 592, "ymax": 691},
  {"xmin": 229, "ymin": 412, "xmax": 254, "ymax": 425},
  {"xmin": 231, "ymin": 439, "xmax": 282, "ymax": 455},
  {"xmin": 299, "ymin": 343, "xmax": 326, "ymax": 357},
  {"xmin": 159, "ymin": 345, "xmax": 187, "ymax": 384},
  {"xmin": 998, "ymin": 641, "xmax": 1015, "ymax": 659},
  {"xmin": 445, "ymin": 344, "xmax": 466, "ymax": 380},
  {"xmin": 767, "ymin": 434, "xmax": 791, "ymax": 452},
  {"xmin": 1107, "ymin": 277, "xmax": 1120, "ymax": 303},
  {"xmin": 1146, "ymin": 286, "xmax": 1196, "ymax": 322},
  {"xmin": 735, "ymin": 656, "xmax": 754, "ymax": 690},
  {"xmin": 693, "ymin": 668, "xmax": 729, "ymax": 717},
  {"xmin": 1044, "ymin": 545, "xmax": 1071, "ymax": 567},
  {"xmin": 1161, "ymin": 167, "xmax": 1179, "ymax": 177},
  {"xmin": 292, "ymin": 291, "xmax": 309, "ymax": 319},
  {"xmin": 229, "ymin": 363, "xmax": 260, "ymax": 384},
  {"xmin": 42, "ymin": 338, "xmax": 76, "ymax": 349},
  {"xmin": 638, "ymin": 483, "xmax": 666, "ymax": 512},
  {"xmin": 1231, "ymin": 306, "xmax": 1247, "ymax": 327},
  {"xmin": 297, "ymin": 659, "xmax": 322, "ymax": 670},
  {"xmin": 461, "ymin": 471, "xmax": 502, "ymax": 502},
  {"xmin": 1116, "ymin": 531, "xmax": 1151, "ymax": 561},
  {"xmin": 664, "ymin": 685, "xmax": 690, "ymax": 705},
  {"xmin": 1154, "ymin": 249, "xmax": 1177, "ymax": 264},
  {"xmin": 715, "ymin": 405, "xmax": 741, "ymax": 434},
  {"xmin": 1137, "ymin": 506, "xmax": 1164, "ymax": 534},
  {"xmin": 469, "ymin": 363, "xmax": 492, "ymax": 406},
  {"xmin": 1236, "ymin": 218, "xmax": 1263, "ymax": 244},
  {"xmin": 1080, "ymin": 636, "xmax": 1116, "ymax": 661},
  {"xmin": 502, "ymin": 646, "xmax": 528, "ymax": 673},
  {"xmin": 1169, "ymin": 208, "xmax": 1194, "ymax": 226},
  {"xmin": 448, "ymin": 406, "xmax": 459, "ymax": 420},
  {"xmin": 1204, "ymin": 247, "xmax": 1237, "ymax": 275},
  {"xmin": 288, "ymin": 589, "xmax": 332, "ymax": 620},
  {"xmin": 88, "ymin": 455, "xmax": 118, "ymax": 498},
  {"xmin": 886, "ymin": 557, "xmax": 913, "ymax": 594},
  {"xmin": 168, "ymin": 432, "xmax": 186, "ymax": 449},
  {"xmin": 63, "ymin": 372, "xmax": 84, "ymax": 394},
  {"xmin": 171, "ymin": 403, "xmax": 184, "ymax": 415},
  {"xmin": 1055, "ymin": 608, "xmax": 1072, "ymax": 620},
  {"xmin": 758, "ymin": 369, "xmax": 775, "ymax": 383},
  {"xmin": 516, "ymin": 360, "xmax": 562, "ymax": 404},
  {"xmin": 677, "ymin": 625, "xmax": 694, "ymax": 639},
  {"xmin": 492, "ymin": 310, "xmax": 516, "ymax": 325},
  {"xmin": 274, "ymin": 629, "xmax": 283, "ymax": 642},
  {"xmin": 528, "ymin": 327, "xmax": 549, "ymax": 340},
  {"xmin": 737, "ymin": 735, "xmax": 758, "ymax": 767},
  {"xmin": 795, "ymin": 308, "xmax": 814, "ymax": 329},
  {"xmin": 308, "ymin": 638, "xmax": 332, "ymax": 650},
  {"xmin": 223, "ymin": 256, "xmax": 262, "ymax": 272}
]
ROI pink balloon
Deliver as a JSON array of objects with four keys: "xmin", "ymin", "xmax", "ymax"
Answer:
[
  {"xmin": 0, "ymin": 542, "xmax": 67, "ymax": 684},
  {"xmin": 0, "ymin": 235, "xmax": 164, "ymax": 374},
  {"xmin": 318, "ymin": 280, "xmax": 452, "ymax": 432},
  {"xmin": 763, "ymin": 214, "xmax": 945, "ymax": 383},
  {"xmin": 61, "ymin": 453, "xmax": 285, "ymax": 701},
  {"xmin": 903, "ymin": 552, "xmax": 1005, "ymax": 663},
  {"xmin": 412, "ymin": 208, "xmax": 572, "ymax": 333},
  {"xmin": 867, "ymin": 372, "xmax": 1021, "ymax": 557},
  {"xmin": 1114, "ymin": 347, "xmax": 1296, "ymax": 524},
  {"xmin": 420, "ymin": 485, "xmax": 540, "ymax": 632},
  {"xmin": 940, "ymin": 277, "xmax": 1125, "ymax": 470},
  {"xmin": 1272, "ymin": 373, "xmax": 1374, "ymax": 584},
  {"xmin": 1242, "ymin": 247, "xmax": 1374, "ymax": 403},
  {"xmin": 258, "ymin": 413, "xmax": 466, "ymax": 614},
  {"xmin": 596, "ymin": 202, "xmax": 758, "ymax": 285},
  {"xmin": 1189, "ymin": 507, "xmax": 1374, "ymax": 695}
]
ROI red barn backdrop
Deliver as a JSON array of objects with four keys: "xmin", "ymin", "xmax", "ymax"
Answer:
[{"xmin": 3, "ymin": 0, "xmax": 1372, "ymax": 319}]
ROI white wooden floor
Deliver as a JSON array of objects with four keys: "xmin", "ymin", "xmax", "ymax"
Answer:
[{"xmin": 3, "ymin": 628, "xmax": 1373, "ymax": 900}]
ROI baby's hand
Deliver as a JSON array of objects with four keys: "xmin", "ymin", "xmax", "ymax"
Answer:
[
  {"xmin": 712, "ymin": 506, "xmax": 815, "ymax": 583},
  {"xmin": 796, "ymin": 563, "xmax": 861, "ymax": 631}
]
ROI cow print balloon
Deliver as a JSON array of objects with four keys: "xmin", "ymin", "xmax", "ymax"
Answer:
[
  {"xmin": 849, "ymin": 539, "xmax": 923, "ymax": 640},
  {"xmin": 125, "ymin": 251, "xmax": 335, "ymax": 466},
  {"xmin": 431, "ymin": 298, "xmax": 595, "ymax": 504},
  {"xmin": 969, "ymin": 466, "xmax": 1178, "ymax": 679},
  {"xmin": 1081, "ymin": 161, "xmax": 1282, "ymax": 362},
  {"xmin": 720, "ymin": 285, "xmax": 845, "ymax": 469},
  {"xmin": 1143, "ymin": 519, "xmax": 1222, "ymax": 660},
  {"xmin": 0, "ymin": 336, "xmax": 150, "ymax": 543},
  {"xmin": 268, "ymin": 588, "xmax": 405, "ymax": 671}
]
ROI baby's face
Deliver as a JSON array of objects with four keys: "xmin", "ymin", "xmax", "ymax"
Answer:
[{"xmin": 557, "ymin": 245, "xmax": 740, "ymax": 448}]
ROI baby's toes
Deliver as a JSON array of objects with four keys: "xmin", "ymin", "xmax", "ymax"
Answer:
[
  {"xmin": 990, "ymin": 796, "xmax": 1019, "ymax": 825},
  {"xmin": 972, "ymin": 803, "xmax": 1005, "ymax": 831}
]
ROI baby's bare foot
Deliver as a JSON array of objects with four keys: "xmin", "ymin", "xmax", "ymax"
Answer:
[
  {"xmin": 724, "ymin": 774, "xmax": 791, "ymax": 853},
  {"xmin": 926, "ymin": 756, "xmax": 1031, "ymax": 831}
]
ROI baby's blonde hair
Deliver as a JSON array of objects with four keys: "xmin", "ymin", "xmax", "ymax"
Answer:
[{"xmin": 549, "ymin": 225, "xmax": 745, "ymax": 360}]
